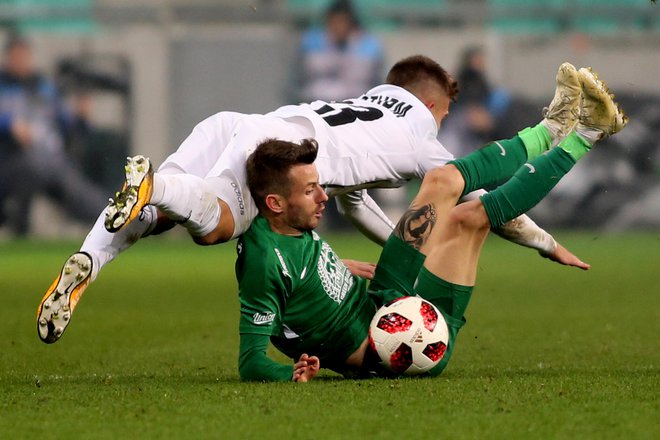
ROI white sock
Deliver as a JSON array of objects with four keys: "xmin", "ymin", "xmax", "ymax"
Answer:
[
  {"xmin": 575, "ymin": 125, "xmax": 603, "ymax": 145},
  {"xmin": 150, "ymin": 173, "xmax": 221, "ymax": 237},
  {"xmin": 80, "ymin": 205, "xmax": 158, "ymax": 281},
  {"xmin": 540, "ymin": 118, "xmax": 566, "ymax": 146}
]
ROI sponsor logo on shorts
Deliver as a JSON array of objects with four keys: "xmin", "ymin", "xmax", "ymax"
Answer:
[
  {"xmin": 253, "ymin": 312, "xmax": 275, "ymax": 325},
  {"xmin": 230, "ymin": 182, "xmax": 245, "ymax": 215}
]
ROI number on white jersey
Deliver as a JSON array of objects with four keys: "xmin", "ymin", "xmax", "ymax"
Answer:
[{"xmin": 314, "ymin": 102, "xmax": 384, "ymax": 127}]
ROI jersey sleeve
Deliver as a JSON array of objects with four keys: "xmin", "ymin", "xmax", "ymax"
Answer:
[
  {"xmin": 238, "ymin": 333, "xmax": 294, "ymax": 382},
  {"xmin": 236, "ymin": 236, "xmax": 298, "ymax": 382},
  {"xmin": 237, "ymin": 242, "xmax": 290, "ymax": 336},
  {"xmin": 335, "ymin": 190, "xmax": 395, "ymax": 246},
  {"xmin": 415, "ymin": 137, "xmax": 456, "ymax": 179}
]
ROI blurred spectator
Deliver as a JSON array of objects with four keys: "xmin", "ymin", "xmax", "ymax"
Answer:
[
  {"xmin": 288, "ymin": 0, "xmax": 386, "ymax": 230},
  {"xmin": 439, "ymin": 46, "xmax": 511, "ymax": 157},
  {"xmin": 288, "ymin": 0, "xmax": 384, "ymax": 103},
  {"xmin": 0, "ymin": 34, "xmax": 106, "ymax": 236}
]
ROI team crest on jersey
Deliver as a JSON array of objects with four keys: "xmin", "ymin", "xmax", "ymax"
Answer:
[{"xmin": 317, "ymin": 242, "xmax": 353, "ymax": 304}]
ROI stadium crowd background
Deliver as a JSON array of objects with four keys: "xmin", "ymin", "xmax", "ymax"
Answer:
[{"xmin": 0, "ymin": 0, "xmax": 658, "ymax": 238}]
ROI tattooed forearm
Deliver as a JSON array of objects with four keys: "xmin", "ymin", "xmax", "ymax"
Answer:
[{"xmin": 394, "ymin": 204, "xmax": 436, "ymax": 250}]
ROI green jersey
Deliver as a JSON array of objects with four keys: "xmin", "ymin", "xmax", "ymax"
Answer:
[{"xmin": 237, "ymin": 215, "xmax": 376, "ymax": 380}]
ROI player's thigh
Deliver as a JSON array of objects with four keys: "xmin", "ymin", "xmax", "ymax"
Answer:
[
  {"xmin": 204, "ymin": 170, "xmax": 258, "ymax": 240},
  {"xmin": 412, "ymin": 267, "xmax": 473, "ymax": 377}
]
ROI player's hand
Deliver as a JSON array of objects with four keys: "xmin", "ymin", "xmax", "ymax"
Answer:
[
  {"xmin": 343, "ymin": 259, "xmax": 376, "ymax": 280},
  {"xmin": 292, "ymin": 353, "xmax": 320, "ymax": 383},
  {"xmin": 540, "ymin": 242, "xmax": 591, "ymax": 270}
]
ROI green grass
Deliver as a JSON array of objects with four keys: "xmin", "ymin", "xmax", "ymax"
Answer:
[{"xmin": 1, "ymin": 232, "xmax": 659, "ymax": 439}]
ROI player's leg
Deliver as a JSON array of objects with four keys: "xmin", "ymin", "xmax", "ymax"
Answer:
[
  {"xmin": 415, "ymin": 66, "xmax": 627, "ymax": 375},
  {"xmin": 392, "ymin": 63, "xmax": 581, "ymax": 257},
  {"xmin": 36, "ymin": 177, "xmax": 164, "ymax": 343},
  {"xmin": 372, "ymin": 65, "xmax": 626, "ymax": 375},
  {"xmin": 36, "ymin": 113, "xmax": 241, "ymax": 343},
  {"xmin": 105, "ymin": 115, "xmax": 311, "ymax": 245},
  {"xmin": 421, "ymin": 65, "xmax": 627, "ymax": 285},
  {"xmin": 369, "ymin": 62, "xmax": 583, "ymax": 293},
  {"xmin": 103, "ymin": 112, "xmax": 249, "ymax": 243}
]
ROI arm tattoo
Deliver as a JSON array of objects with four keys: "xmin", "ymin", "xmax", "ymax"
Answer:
[{"xmin": 394, "ymin": 204, "xmax": 436, "ymax": 250}]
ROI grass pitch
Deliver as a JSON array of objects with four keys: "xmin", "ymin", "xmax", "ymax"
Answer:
[{"xmin": 1, "ymin": 232, "xmax": 658, "ymax": 439}]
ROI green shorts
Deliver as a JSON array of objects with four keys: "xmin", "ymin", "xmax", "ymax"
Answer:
[{"xmin": 369, "ymin": 235, "xmax": 473, "ymax": 376}]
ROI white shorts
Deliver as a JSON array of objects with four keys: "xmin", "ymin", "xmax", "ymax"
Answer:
[{"xmin": 159, "ymin": 111, "xmax": 313, "ymax": 239}]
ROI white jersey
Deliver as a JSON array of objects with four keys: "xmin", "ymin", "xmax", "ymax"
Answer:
[
  {"xmin": 269, "ymin": 84, "xmax": 454, "ymax": 197},
  {"xmin": 158, "ymin": 84, "xmax": 455, "ymax": 239}
]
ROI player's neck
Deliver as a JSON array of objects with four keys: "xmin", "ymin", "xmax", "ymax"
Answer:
[{"xmin": 265, "ymin": 215, "xmax": 304, "ymax": 237}]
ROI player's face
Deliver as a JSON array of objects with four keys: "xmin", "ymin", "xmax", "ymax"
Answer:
[{"xmin": 281, "ymin": 163, "xmax": 328, "ymax": 233}]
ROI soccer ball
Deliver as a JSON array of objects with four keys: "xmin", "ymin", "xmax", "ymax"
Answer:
[{"xmin": 368, "ymin": 296, "xmax": 449, "ymax": 375}]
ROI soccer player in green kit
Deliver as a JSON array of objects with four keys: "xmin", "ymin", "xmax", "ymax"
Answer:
[{"xmin": 236, "ymin": 63, "xmax": 627, "ymax": 382}]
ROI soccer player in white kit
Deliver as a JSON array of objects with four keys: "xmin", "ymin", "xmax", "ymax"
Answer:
[{"xmin": 36, "ymin": 55, "xmax": 587, "ymax": 343}]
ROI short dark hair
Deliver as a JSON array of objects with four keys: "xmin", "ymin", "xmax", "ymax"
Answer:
[
  {"xmin": 386, "ymin": 55, "xmax": 459, "ymax": 102},
  {"xmin": 246, "ymin": 138, "xmax": 319, "ymax": 212}
]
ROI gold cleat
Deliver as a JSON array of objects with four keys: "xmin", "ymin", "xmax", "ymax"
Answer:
[
  {"xmin": 577, "ymin": 67, "xmax": 628, "ymax": 139},
  {"xmin": 104, "ymin": 155, "xmax": 154, "ymax": 232},
  {"xmin": 37, "ymin": 252, "xmax": 93, "ymax": 344},
  {"xmin": 542, "ymin": 62, "xmax": 582, "ymax": 142}
]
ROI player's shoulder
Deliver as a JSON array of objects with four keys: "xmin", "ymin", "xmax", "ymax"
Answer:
[
  {"xmin": 238, "ymin": 217, "xmax": 298, "ymax": 281},
  {"xmin": 240, "ymin": 216, "xmax": 277, "ymax": 257}
]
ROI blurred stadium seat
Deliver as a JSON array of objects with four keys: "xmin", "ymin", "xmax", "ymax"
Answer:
[
  {"xmin": 287, "ymin": 0, "xmax": 447, "ymax": 28},
  {"xmin": 488, "ymin": 0, "xmax": 566, "ymax": 34},
  {"xmin": 0, "ymin": 0, "xmax": 95, "ymax": 33},
  {"xmin": 571, "ymin": 0, "xmax": 649, "ymax": 34},
  {"xmin": 489, "ymin": 0, "xmax": 656, "ymax": 34}
]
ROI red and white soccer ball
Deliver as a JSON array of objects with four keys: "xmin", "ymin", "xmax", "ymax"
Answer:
[{"xmin": 368, "ymin": 296, "xmax": 449, "ymax": 375}]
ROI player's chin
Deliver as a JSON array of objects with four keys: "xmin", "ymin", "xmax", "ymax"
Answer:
[{"xmin": 307, "ymin": 214, "xmax": 323, "ymax": 230}]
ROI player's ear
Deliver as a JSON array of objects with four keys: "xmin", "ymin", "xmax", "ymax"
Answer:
[{"xmin": 265, "ymin": 194, "xmax": 285, "ymax": 214}]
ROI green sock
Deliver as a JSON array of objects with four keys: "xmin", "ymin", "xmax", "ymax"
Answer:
[
  {"xmin": 480, "ymin": 147, "xmax": 577, "ymax": 228},
  {"xmin": 518, "ymin": 124, "xmax": 553, "ymax": 160},
  {"xmin": 450, "ymin": 125, "xmax": 551, "ymax": 196},
  {"xmin": 559, "ymin": 131, "xmax": 592, "ymax": 161}
]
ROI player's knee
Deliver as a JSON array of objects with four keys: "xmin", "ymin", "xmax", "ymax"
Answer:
[
  {"xmin": 151, "ymin": 211, "xmax": 176, "ymax": 235},
  {"xmin": 448, "ymin": 201, "xmax": 490, "ymax": 235},
  {"xmin": 191, "ymin": 228, "xmax": 232, "ymax": 246},
  {"xmin": 420, "ymin": 165, "xmax": 464, "ymax": 201}
]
